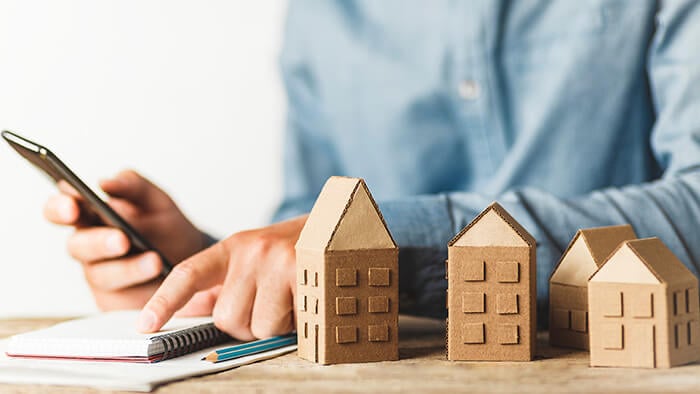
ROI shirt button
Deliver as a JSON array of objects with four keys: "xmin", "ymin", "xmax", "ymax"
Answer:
[{"xmin": 458, "ymin": 80, "xmax": 480, "ymax": 100}]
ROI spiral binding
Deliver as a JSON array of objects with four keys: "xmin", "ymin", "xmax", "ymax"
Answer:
[{"xmin": 156, "ymin": 323, "xmax": 230, "ymax": 361}]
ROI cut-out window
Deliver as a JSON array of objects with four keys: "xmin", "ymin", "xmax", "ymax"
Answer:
[
  {"xmin": 299, "ymin": 295, "xmax": 307, "ymax": 312},
  {"xmin": 336, "ymin": 326, "xmax": 357, "ymax": 344},
  {"xmin": 314, "ymin": 272, "xmax": 319, "ymax": 287},
  {"xmin": 551, "ymin": 308, "xmax": 571, "ymax": 329},
  {"xmin": 336, "ymin": 297, "xmax": 357, "ymax": 315},
  {"xmin": 601, "ymin": 323, "xmax": 624, "ymax": 350},
  {"xmin": 463, "ymin": 260, "xmax": 485, "ymax": 282},
  {"xmin": 368, "ymin": 268, "xmax": 391, "ymax": 286},
  {"xmin": 496, "ymin": 294, "xmax": 519, "ymax": 315},
  {"xmin": 571, "ymin": 310, "xmax": 587, "ymax": 333},
  {"xmin": 674, "ymin": 323, "xmax": 687, "ymax": 349},
  {"xmin": 632, "ymin": 293, "xmax": 653, "ymax": 318},
  {"xmin": 687, "ymin": 288, "xmax": 699, "ymax": 313},
  {"xmin": 299, "ymin": 269, "xmax": 308, "ymax": 285},
  {"xmin": 603, "ymin": 291, "xmax": 623, "ymax": 317},
  {"xmin": 304, "ymin": 322, "xmax": 308, "ymax": 338},
  {"xmin": 689, "ymin": 320, "xmax": 699, "ymax": 346},
  {"xmin": 497, "ymin": 261, "xmax": 520, "ymax": 283},
  {"xmin": 462, "ymin": 323, "xmax": 485, "ymax": 344},
  {"xmin": 368, "ymin": 325, "xmax": 390, "ymax": 342},
  {"xmin": 368, "ymin": 296, "xmax": 390, "ymax": 313},
  {"xmin": 674, "ymin": 291, "xmax": 686, "ymax": 316},
  {"xmin": 497, "ymin": 324, "xmax": 519, "ymax": 345},
  {"xmin": 314, "ymin": 298, "xmax": 319, "ymax": 315},
  {"xmin": 336, "ymin": 268, "xmax": 357, "ymax": 287},
  {"xmin": 462, "ymin": 293, "xmax": 485, "ymax": 314}
]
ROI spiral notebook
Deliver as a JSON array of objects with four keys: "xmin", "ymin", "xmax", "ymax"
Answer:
[{"xmin": 5, "ymin": 311, "xmax": 231, "ymax": 363}]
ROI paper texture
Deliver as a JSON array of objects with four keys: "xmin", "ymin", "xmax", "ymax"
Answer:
[
  {"xmin": 447, "ymin": 202, "xmax": 537, "ymax": 361},
  {"xmin": 0, "ymin": 340, "xmax": 296, "ymax": 391},
  {"xmin": 588, "ymin": 238, "xmax": 700, "ymax": 368},
  {"xmin": 6, "ymin": 311, "xmax": 219, "ymax": 360},
  {"xmin": 296, "ymin": 176, "xmax": 399, "ymax": 365},
  {"xmin": 548, "ymin": 225, "xmax": 636, "ymax": 350}
]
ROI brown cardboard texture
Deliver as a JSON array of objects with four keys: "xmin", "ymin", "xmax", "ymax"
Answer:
[
  {"xmin": 588, "ymin": 237, "xmax": 700, "ymax": 368},
  {"xmin": 295, "ymin": 176, "xmax": 399, "ymax": 365},
  {"xmin": 446, "ymin": 202, "xmax": 537, "ymax": 361},
  {"xmin": 549, "ymin": 225, "xmax": 637, "ymax": 349}
]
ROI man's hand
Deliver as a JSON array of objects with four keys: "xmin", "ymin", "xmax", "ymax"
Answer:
[
  {"xmin": 43, "ymin": 170, "xmax": 211, "ymax": 311},
  {"xmin": 136, "ymin": 215, "xmax": 307, "ymax": 341}
]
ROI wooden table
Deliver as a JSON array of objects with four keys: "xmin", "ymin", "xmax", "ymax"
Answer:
[{"xmin": 2, "ymin": 316, "xmax": 700, "ymax": 393}]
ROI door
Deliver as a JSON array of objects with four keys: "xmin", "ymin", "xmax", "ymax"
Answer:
[{"xmin": 626, "ymin": 324, "xmax": 655, "ymax": 368}]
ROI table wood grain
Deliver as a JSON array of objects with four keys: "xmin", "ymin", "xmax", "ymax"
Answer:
[{"xmin": 2, "ymin": 316, "xmax": 700, "ymax": 393}]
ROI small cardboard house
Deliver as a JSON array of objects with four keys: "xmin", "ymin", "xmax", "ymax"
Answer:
[
  {"xmin": 446, "ymin": 202, "xmax": 537, "ymax": 361},
  {"xmin": 295, "ymin": 176, "xmax": 399, "ymax": 365},
  {"xmin": 588, "ymin": 237, "xmax": 700, "ymax": 368},
  {"xmin": 549, "ymin": 225, "xmax": 637, "ymax": 349}
]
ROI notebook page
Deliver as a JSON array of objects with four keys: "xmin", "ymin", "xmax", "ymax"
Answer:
[
  {"xmin": 6, "ymin": 311, "xmax": 217, "ymax": 359},
  {"xmin": 0, "ymin": 339, "xmax": 297, "ymax": 392}
]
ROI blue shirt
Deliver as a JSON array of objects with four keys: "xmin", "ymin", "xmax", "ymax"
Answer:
[{"xmin": 272, "ymin": 0, "xmax": 700, "ymax": 319}]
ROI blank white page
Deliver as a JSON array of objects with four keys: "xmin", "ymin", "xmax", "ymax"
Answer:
[{"xmin": 6, "ymin": 311, "xmax": 217, "ymax": 359}]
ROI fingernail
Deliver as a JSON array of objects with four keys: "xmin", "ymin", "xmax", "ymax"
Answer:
[
  {"xmin": 137, "ymin": 309, "xmax": 157, "ymax": 332},
  {"xmin": 106, "ymin": 233, "xmax": 125, "ymax": 254},
  {"xmin": 140, "ymin": 254, "xmax": 159, "ymax": 276}
]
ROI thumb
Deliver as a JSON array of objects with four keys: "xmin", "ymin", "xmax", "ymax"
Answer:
[{"xmin": 99, "ymin": 170, "xmax": 173, "ymax": 211}]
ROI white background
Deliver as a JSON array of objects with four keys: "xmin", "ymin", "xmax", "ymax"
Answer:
[{"xmin": 0, "ymin": 1, "xmax": 288, "ymax": 317}]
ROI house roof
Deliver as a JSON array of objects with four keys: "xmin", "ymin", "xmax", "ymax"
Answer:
[
  {"xmin": 549, "ymin": 225, "xmax": 637, "ymax": 286},
  {"xmin": 295, "ymin": 176, "xmax": 396, "ymax": 252},
  {"xmin": 590, "ymin": 237, "xmax": 697, "ymax": 286},
  {"xmin": 448, "ymin": 202, "xmax": 535, "ymax": 248}
]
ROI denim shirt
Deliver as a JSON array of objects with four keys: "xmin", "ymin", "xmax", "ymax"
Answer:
[{"xmin": 272, "ymin": 0, "xmax": 700, "ymax": 320}]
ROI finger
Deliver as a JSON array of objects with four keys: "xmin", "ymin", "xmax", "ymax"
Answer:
[
  {"xmin": 176, "ymin": 285, "xmax": 222, "ymax": 317},
  {"xmin": 49, "ymin": 182, "xmax": 103, "ymax": 226},
  {"xmin": 92, "ymin": 281, "xmax": 161, "ymax": 311},
  {"xmin": 67, "ymin": 227, "xmax": 130, "ymax": 262},
  {"xmin": 99, "ymin": 170, "xmax": 172, "ymax": 211},
  {"xmin": 249, "ymin": 281, "xmax": 294, "ymax": 339},
  {"xmin": 44, "ymin": 194, "xmax": 81, "ymax": 225},
  {"xmin": 212, "ymin": 269, "xmax": 256, "ymax": 341},
  {"xmin": 84, "ymin": 252, "xmax": 163, "ymax": 291},
  {"xmin": 57, "ymin": 180, "xmax": 82, "ymax": 199},
  {"xmin": 137, "ymin": 242, "xmax": 229, "ymax": 333},
  {"xmin": 105, "ymin": 197, "xmax": 140, "ymax": 221}
]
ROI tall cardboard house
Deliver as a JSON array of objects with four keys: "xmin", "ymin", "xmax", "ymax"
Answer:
[
  {"xmin": 589, "ymin": 237, "xmax": 700, "ymax": 368},
  {"xmin": 446, "ymin": 202, "xmax": 537, "ymax": 361},
  {"xmin": 549, "ymin": 225, "xmax": 637, "ymax": 349},
  {"xmin": 295, "ymin": 176, "xmax": 399, "ymax": 365}
]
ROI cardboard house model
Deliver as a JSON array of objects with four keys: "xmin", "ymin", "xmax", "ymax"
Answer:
[
  {"xmin": 588, "ymin": 237, "xmax": 700, "ymax": 368},
  {"xmin": 295, "ymin": 176, "xmax": 399, "ymax": 365},
  {"xmin": 549, "ymin": 225, "xmax": 637, "ymax": 350},
  {"xmin": 446, "ymin": 202, "xmax": 537, "ymax": 361}
]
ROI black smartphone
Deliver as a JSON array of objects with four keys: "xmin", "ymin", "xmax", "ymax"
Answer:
[{"xmin": 2, "ymin": 130, "xmax": 173, "ymax": 276}]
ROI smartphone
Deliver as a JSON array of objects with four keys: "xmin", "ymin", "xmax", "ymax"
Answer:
[{"xmin": 2, "ymin": 130, "xmax": 173, "ymax": 276}]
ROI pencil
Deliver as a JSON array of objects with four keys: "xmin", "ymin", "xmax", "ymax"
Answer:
[
  {"xmin": 210, "ymin": 334, "xmax": 295, "ymax": 355},
  {"xmin": 203, "ymin": 334, "xmax": 297, "ymax": 363}
]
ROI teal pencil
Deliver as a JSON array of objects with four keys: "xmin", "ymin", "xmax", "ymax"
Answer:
[
  {"xmin": 212, "ymin": 334, "xmax": 295, "ymax": 355},
  {"xmin": 204, "ymin": 335, "xmax": 297, "ymax": 363}
]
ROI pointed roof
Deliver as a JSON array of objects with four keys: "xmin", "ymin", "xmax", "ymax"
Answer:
[
  {"xmin": 550, "ymin": 225, "xmax": 637, "ymax": 286},
  {"xmin": 590, "ymin": 237, "xmax": 698, "ymax": 286},
  {"xmin": 448, "ymin": 202, "xmax": 535, "ymax": 248},
  {"xmin": 295, "ymin": 176, "xmax": 397, "ymax": 252}
]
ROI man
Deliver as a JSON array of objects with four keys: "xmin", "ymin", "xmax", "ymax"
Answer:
[{"xmin": 44, "ymin": 1, "xmax": 700, "ymax": 339}]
